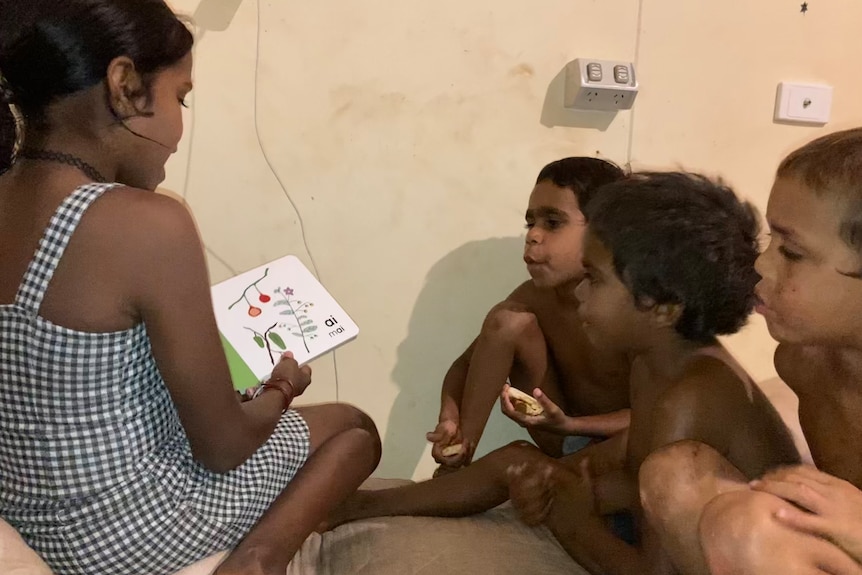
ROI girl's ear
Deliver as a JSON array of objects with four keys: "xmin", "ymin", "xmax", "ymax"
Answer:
[{"xmin": 105, "ymin": 56, "xmax": 149, "ymax": 119}]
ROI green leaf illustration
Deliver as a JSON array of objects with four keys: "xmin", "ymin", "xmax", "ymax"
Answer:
[
  {"xmin": 301, "ymin": 319, "xmax": 314, "ymax": 326},
  {"xmin": 268, "ymin": 332, "xmax": 286, "ymax": 350},
  {"xmin": 303, "ymin": 326, "xmax": 318, "ymax": 333},
  {"xmin": 253, "ymin": 335, "xmax": 265, "ymax": 348},
  {"xmin": 280, "ymin": 310, "xmax": 295, "ymax": 315},
  {"xmin": 273, "ymin": 300, "xmax": 289, "ymax": 307}
]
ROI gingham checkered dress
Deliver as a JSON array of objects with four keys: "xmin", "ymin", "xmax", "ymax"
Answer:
[{"xmin": 0, "ymin": 184, "xmax": 311, "ymax": 575}]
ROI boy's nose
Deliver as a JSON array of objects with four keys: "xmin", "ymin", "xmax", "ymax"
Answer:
[{"xmin": 753, "ymin": 249, "xmax": 773, "ymax": 280}]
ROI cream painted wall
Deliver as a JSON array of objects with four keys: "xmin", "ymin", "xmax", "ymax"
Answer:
[{"xmin": 164, "ymin": 0, "xmax": 861, "ymax": 480}]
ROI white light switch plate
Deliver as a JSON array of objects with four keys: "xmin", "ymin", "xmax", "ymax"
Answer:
[{"xmin": 774, "ymin": 82, "xmax": 832, "ymax": 125}]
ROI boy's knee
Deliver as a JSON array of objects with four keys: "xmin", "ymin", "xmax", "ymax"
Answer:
[
  {"xmin": 699, "ymin": 491, "xmax": 779, "ymax": 574},
  {"xmin": 640, "ymin": 440, "xmax": 719, "ymax": 516},
  {"xmin": 481, "ymin": 304, "xmax": 540, "ymax": 343},
  {"xmin": 495, "ymin": 440, "xmax": 543, "ymax": 466}
]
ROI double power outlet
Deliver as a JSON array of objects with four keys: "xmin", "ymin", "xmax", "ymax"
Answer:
[{"xmin": 564, "ymin": 58, "xmax": 639, "ymax": 112}]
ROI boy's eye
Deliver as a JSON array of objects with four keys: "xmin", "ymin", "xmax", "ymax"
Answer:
[
  {"xmin": 778, "ymin": 246, "xmax": 803, "ymax": 262},
  {"xmin": 524, "ymin": 221, "xmax": 535, "ymax": 229},
  {"xmin": 546, "ymin": 219, "xmax": 562, "ymax": 229}
]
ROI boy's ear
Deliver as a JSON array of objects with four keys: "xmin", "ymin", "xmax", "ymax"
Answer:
[
  {"xmin": 105, "ymin": 56, "xmax": 148, "ymax": 118},
  {"xmin": 651, "ymin": 303, "xmax": 683, "ymax": 329}
]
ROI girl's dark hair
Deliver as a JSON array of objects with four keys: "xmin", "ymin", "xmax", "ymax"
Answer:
[
  {"xmin": 536, "ymin": 157, "xmax": 626, "ymax": 211},
  {"xmin": 584, "ymin": 172, "xmax": 761, "ymax": 343},
  {"xmin": 0, "ymin": 0, "xmax": 193, "ymax": 173}
]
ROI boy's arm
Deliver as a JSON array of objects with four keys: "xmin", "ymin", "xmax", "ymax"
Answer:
[
  {"xmin": 427, "ymin": 341, "xmax": 476, "ymax": 464},
  {"xmin": 752, "ymin": 465, "xmax": 862, "ymax": 563},
  {"xmin": 437, "ymin": 339, "xmax": 476, "ymax": 425},
  {"xmin": 567, "ymin": 409, "xmax": 631, "ymax": 437},
  {"xmin": 502, "ymin": 387, "xmax": 631, "ymax": 437},
  {"xmin": 559, "ymin": 430, "xmax": 637, "ymax": 515},
  {"xmin": 541, "ymin": 462, "xmax": 659, "ymax": 575}
]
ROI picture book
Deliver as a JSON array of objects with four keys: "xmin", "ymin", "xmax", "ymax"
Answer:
[{"xmin": 211, "ymin": 255, "xmax": 359, "ymax": 391}]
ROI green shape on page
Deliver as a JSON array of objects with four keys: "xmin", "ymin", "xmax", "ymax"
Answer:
[
  {"xmin": 220, "ymin": 333, "xmax": 259, "ymax": 392},
  {"xmin": 268, "ymin": 332, "xmax": 286, "ymax": 350}
]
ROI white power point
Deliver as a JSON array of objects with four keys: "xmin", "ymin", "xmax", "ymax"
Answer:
[
  {"xmin": 774, "ymin": 82, "xmax": 832, "ymax": 125},
  {"xmin": 564, "ymin": 58, "xmax": 639, "ymax": 112}
]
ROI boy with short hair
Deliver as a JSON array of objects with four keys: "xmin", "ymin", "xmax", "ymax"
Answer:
[
  {"xmin": 640, "ymin": 128, "xmax": 862, "ymax": 575},
  {"xmin": 430, "ymin": 157, "xmax": 632, "ymax": 473}
]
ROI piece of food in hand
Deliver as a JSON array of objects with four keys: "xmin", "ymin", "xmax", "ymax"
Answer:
[
  {"xmin": 507, "ymin": 387, "xmax": 544, "ymax": 416},
  {"xmin": 441, "ymin": 444, "xmax": 464, "ymax": 457}
]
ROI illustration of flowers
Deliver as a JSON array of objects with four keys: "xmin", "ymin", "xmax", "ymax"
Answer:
[
  {"xmin": 272, "ymin": 286, "xmax": 319, "ymax": 353},
  {"xmin": 228, "ymin": 268, "xmax": 272, "ymax": 317},
  {"xmin": 228, "ymin": 271, "xmax": 320, "ymax": 363}
]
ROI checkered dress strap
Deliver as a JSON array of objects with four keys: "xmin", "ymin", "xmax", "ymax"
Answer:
[{"xmin": 14, "ymin": 183, "xmax": 119, "ymax": 314}]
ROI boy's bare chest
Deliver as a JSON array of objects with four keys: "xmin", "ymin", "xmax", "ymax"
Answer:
[
  {"xmin": 535, "ymin": 306, "xmax": 630, "ymax": 411},
  {"xmin": 777, "ymin": 345, "xmax": 862, "ymax": 487},
  {"xmin": 799, "ymin": 394, "xmax": 862, "ymax": 488}
]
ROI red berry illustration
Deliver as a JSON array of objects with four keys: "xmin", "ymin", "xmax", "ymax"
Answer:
[
  {"xmin": 259, "ymin": 294, "xmax": 271, "ymax": 303},
  {"xmin": 248, "ymin": 305, "xmax": 262, "ymax": 317}
]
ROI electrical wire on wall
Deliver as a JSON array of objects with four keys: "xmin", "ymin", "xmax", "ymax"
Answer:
[
  {"xmin": 252, "ymin": 0, "xmax": 342, "ymax": 400},
  {"xmin": 181, "ymin": 0, "xmax": 342, "ymax": 400},
  {"xmin": 625, "ymin": 0, "xmax": 645, "ymax": 172}
]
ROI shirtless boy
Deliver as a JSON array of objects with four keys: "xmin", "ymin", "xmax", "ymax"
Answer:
[
  {"xmin": 641, "ymin": 128, "xmax": 862, "ymax": 575},
  {"xmin": 429, "ymin": 157, "xmax": 631, "ymax": 473},
  {"xmin": 329, "ymin": 173, "xmax": 799, "ymax": 575}
]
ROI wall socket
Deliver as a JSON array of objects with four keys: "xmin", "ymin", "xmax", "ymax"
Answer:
[{"xmin": 564, "ymin": 58, "xmax": 639, "ymax": 112}]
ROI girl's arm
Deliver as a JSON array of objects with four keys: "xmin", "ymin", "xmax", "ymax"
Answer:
[{"xmin": 129, "ymin": 193, "xmax": 295, "ymax": 472}]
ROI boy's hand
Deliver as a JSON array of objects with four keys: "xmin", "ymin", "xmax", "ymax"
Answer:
[
  {"xmin": 509, "ymin": 457, "xmax": 596, "ymax": 530},
  {"xmin": 500, "ymin": 384, "xmax": 572, "ymax": 435},
  {"xmin": 751, "ymin": 465, "xmax": 862, "ymax": 562},
  {"xmin": 508, "ymin": 460, "xmax": 558, "ymax": 526},
  {"xmin": 426, "ymin": 420, "xmax": 470, "ymax": 466},
  {"xmin": 271, "ymin": 351, "xmax": 312, "ymax": 395}
]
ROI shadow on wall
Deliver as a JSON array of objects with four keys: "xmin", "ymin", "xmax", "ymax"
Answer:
[
  {"xmin": 377, "ymin": 236, "xmax": 531, "ymax": 479},
  {"xmin": 192, "ymin": 0, "xmax": 245, "ymax": 32},
  {"xmin": 540, "ymin": 64, "xmax": 616, "ymax": 132}
]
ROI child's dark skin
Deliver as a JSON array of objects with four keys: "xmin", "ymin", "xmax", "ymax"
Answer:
[
  {"xmin": 431, "ymin": 178, "xmax": 631, "ymax": 467},
  {"xmin": 504, "ymin": 229, "xmax": 799, "ymax": 575},
  {"xmin": 326, "ymin": 176, "xmax": 799, "ymax": 575},
  {"xmin": 642, "ymin": 166, "xmax": 862, "ymax": 575}
]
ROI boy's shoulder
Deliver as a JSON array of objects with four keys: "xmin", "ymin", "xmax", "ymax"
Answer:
[
  {"xmin": 655, "ymin": 351, "xmax": 753, "ymax": 416},
  {"xmin": 506, "ymin": 280, "xmax": 577, "ymax": 311}
]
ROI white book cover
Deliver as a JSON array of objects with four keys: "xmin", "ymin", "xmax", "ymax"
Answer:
[{"xmin": 211, "ymin": 255, "xmax": 359, "ymax": 390}]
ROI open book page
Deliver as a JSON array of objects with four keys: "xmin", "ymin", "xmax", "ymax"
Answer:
[{"xmin": 211, "ymin": 255, "xmax": 359, "ymax": 390}]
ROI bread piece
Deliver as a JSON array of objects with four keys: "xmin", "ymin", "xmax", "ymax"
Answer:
[
  {"xmin": 507, "ymin": 387, "xmax": 544, "ymax": 416},
  {"xmin": 441, "ymin": 444, "xmax": 463, "ymax": 457}
]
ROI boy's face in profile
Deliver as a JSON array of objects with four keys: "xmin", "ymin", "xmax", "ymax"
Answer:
[
  {"xmin": 574, "ymin": 229, "xmax": 651, "ymax": 351},
  {"xmin": 756, "ymin": 177, "xmax": 862, "ymax": 346},
  {"xmin": 523, "ymin": 181, "xmax": 588, "ymax": 289}
]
